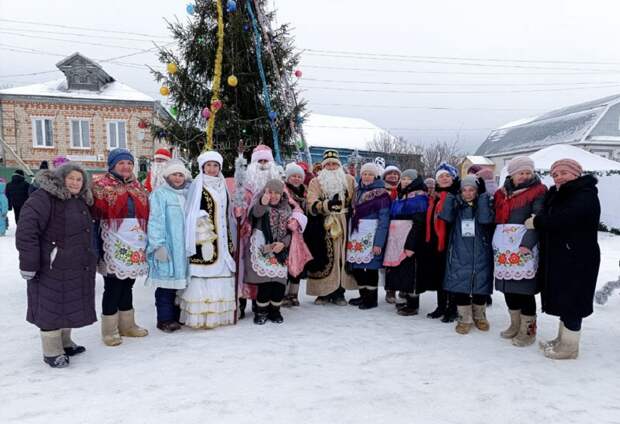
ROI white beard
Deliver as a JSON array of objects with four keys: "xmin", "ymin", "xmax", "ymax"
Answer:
[
  {"xmin": 244, "ymin": 161, "xmax": 281, "ymax": 196},
  {"xmin": 150, "ymin": 161, "xmax": 167, "ymax": 190},
  {"xmin": 318, "ymin": 168, "xmax": 348, "ymax": 199}
]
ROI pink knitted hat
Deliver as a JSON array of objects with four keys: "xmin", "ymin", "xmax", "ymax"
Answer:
[
  {"xmin": 251, "ymin": 144, "xmax": 274, "ymax": 163},
  {"xmin": 550, "ymin": 159, "xmax": 583, "ymax": 177}
]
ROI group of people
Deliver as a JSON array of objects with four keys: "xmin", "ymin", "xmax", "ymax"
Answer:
[{"xmin": 14, "ymin": 144, "xmax": 601, "ymax": 369}]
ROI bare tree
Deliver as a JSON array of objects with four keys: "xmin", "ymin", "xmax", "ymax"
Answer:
[
  {"xmin": 418, "ymin": 140, "xmax": 461, "ymax": 177},
  {"xmin": 366, "ymin": 133, "xmax": 422, "ymax": 171}
]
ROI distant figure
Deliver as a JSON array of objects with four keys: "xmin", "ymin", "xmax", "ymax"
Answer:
[
  {"xmin": 6, "ymin": 169, "xmax": 30, "ymax": 223},
  {"xmin": 0, "ymin": 180, "xmax": 8, "ymax": 236}
]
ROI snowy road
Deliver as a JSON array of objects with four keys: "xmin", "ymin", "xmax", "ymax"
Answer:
[{"xmin": 1, "ymin": 213, "xmax": 619, "ymax": 424}]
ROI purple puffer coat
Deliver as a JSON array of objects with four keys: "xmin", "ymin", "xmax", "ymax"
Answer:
[{"xmin": 16, "ymin": 166, "xmax": 97, "ymax": 330}]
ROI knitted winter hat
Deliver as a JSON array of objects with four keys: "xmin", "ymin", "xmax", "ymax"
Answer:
[
  {"xmin": 424, "ymin": 177, "xmax": 436, "ymax": 188},
  {"xmin": 360, "ymin": 162, "xmax": 379, "ymax": 176},
  {"xmin": 108, "ymin": 148, "xmax": 134, "ymax": 170},
  {"xmin": 285, "ymin": 162, "xmax": 305, "ymax": 179},
  {"xmin": 550, "ymin": 158, "xmax": 583, "ymax": 177},
  {"xmin": 461, "ymin": 175, "xmax": 478, "ymax": 190},
  {"xmin": 383, "ymin": 165, "xmax": 401, "ymax": 178},
  {"xmin": 435, "ymin": 162, "xmax": 458, "ymax": 180},
  {"xmin": 251, "ymin": 144, "xmax": 274, "ymax": 163},
  {"xmin": 154, "ymin": 148, "xmax": 172, "ymax": 161},
  {"xmin": 401, "ymin": 169, "xmax": 418, "ymax": 180},
  {"xmin": 264, "ymin": 178, "xmax": 285, "ymax": 194},
  {"xmin": 506, "ymin": 156, "xmax": 535, "ymax": 176},
  {"xmin": 162, "ymin": 158, "xmax": 192, "ymax": 180},
  {"xmin": 322, "ymin": 149, "xmax": 341, "ymax": 166}
]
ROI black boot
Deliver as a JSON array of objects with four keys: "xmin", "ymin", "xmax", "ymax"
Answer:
[
  {"xmin": 441, "ymin": 293, "xmax": 458, "ymax": 323},
  {"xmin": 486, "ymin": 295, "xmax": 493, "ymax": 306},
  {"xmin": 349, "ymin": 289, "xmax": 364, "ymax": 306},
  {"xmin": 397, "ymin": 295, "xmax": 420, "ymax": 316},
  {"xmin": 427, "ymin": 290, "xmax": 446, "ymax": 319},
  {"xmin": 239, "ymin": 298, "xmax": 247, "ymax": 320},
  {"xmin": 253, "ymin": 306, "xmax": 268, "ymax": 325},
  {"xmin": 267, "ymin": 305, "xmax": 284, "ymax": 324},
  {"xmin": 359, "ymin": 288, "xmax": 378, "ymax": 310}
]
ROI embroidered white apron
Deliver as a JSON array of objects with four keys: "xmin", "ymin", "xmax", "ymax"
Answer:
[
  {"xmin": 492, "ymin": 224, "xmax": 539, "ymax": 280},
  {"xmin": 346, "ymin": 219, "xmax": 378, "ymax": 265},
  {"xmin": 101, "ymin": 219, "xmax": 148, "ymax": 279},
  {"xmin": 383, "ymin": 220, "xmax": 413, "ymax": 267}
]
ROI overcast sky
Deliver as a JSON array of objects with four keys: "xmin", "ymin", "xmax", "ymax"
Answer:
[{"xmin": 2, "ymin": 0, "xmax": 620, "ymax": 153}]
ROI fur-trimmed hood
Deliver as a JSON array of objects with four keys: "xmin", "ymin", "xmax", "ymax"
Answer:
[{"xmin": 35, "ymin": 165, "xmax": 94, "ymax": 206}]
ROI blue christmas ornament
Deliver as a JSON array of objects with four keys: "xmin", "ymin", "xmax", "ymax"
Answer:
[
  {"xmin": 227, "ymin": 0, "xmax": 237, "ymax": 13},
  {"xmin": 269, "ymin": 111, "xmax": 277, "ymax": 121},
  {"xmin": 186, "ymin": 3, "xmax": 195, "ymax": 15},
  {"xmin": 243, "ymin": 23, "xmax": 250, "ymax": 32}
]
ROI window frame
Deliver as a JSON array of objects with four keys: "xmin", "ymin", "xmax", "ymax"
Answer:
[
  {"xmin": 69, "ymin": 119, "xmax": 91, "ymax": 149},
  {"xmin": 31, "ymin": 117, "xmax": 54, "ymax": 148},
  {"xmin": 106, "ymin": 120, "xmax": 127, "ymax": 150}
]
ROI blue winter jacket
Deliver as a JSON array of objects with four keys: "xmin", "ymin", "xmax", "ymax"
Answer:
[
  {"xmin": 440, "ymin": 192, "xmax": 494, "ymax": 295},
  {"xmin": 146, "ymin": 182, "xmax": 189, "ymax": 289},
  {"xmin": 349, "ymin": 178, "xmax": 391, "ymax": 270}
]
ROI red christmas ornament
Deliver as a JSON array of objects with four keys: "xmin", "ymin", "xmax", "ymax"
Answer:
[
  {"xmin": 294, "ymin": 69, "xmax": 302, "ymax": 78},
  {"xmin": 138, "ymin": 119, "xmax": 149, "ymax": 129},
  {"xmin": 211, "ymin": 99, "xmax": 223, "ymax": 111},
  {"xmin": 201, "ymin": 107, "xmax": 211, "ymax": 119}
]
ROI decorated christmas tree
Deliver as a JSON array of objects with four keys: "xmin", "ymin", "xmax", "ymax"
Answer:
[{"xmin": 151, "ymin": 0, "xmax": 307, "ymax": 174}]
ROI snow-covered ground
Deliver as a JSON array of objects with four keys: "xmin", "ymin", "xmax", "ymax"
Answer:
[{"xmin": 1, "ymin": 212, "xmax": 619, "ymax": 424}]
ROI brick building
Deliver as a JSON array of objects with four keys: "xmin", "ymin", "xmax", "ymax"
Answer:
[{"xmin": 0, "ymin": 52, "xmax": 170, "ymax": 173}]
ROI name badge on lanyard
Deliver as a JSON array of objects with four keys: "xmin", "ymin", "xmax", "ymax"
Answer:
[{"xmin": 462, "ymin": 219, "xmax": 475, "ymax": 238}]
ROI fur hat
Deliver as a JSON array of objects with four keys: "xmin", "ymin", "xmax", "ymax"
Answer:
[
  {"xmin": 550, "ymin": 159, "xmax": 583, "ymax": 177},
  {"xmin": 461, "ymin": 175, "xmax": 478, "ymax": 190},
  {"xmin": 108, "ymin": 148, "xmax": 134, "ymax": 171},
  {"xmin": 424, "ymin": 177, "xmax": 436, "ymax": 188},
  {"xmin": 36, "ymin": 163, "xmax": 93, "ymax": 206},
  {"xmin": 285, "ymin": 163, "xmax": 305, "ymax": 179},
  {"xmin": 154, "ymin": 148, "xmax": 172, "ymax": 161},
  {"xmin": 383, "ymin": 165, "xmax": 401, "ymax": 178},
  {"xmin": 435, "ymin": 162, "xmax": 458, "ymax": 180},
  {"xmin": 162, "ymin": 158, "xmax": 192, "ymax": 180},
  {"xmin": 322, "ymin": 149, "xmax": 341, "ymax": 166},
  {"xmin": 507, "ymin": 156, "xmax": 535, "ymax": 176},
  {"xmin": 476, "ymin": 168, "xmax": 494, "ymax": 180},
  {"xmin": 360, "ymin": 162, "xmax": 379, "ymax": 176},
  {"xmin": 401, "ymin": 169, "xmax": 418, "ymax": 180},
  {"xmin": 264, "ymin": 178, "xmax": 285, "ymax": 194},
  {"xmin": 198, "ymin": 151, "xmax": 224, "ymax": 170},
  {"xmin": 251, "ymin": 144, "xmax": 274, "ymax": 163}
]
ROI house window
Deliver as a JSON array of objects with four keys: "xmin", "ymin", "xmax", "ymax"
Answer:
[
  {"xmin": 70, "ymin": 120, "xmax": 90, "ymax": 148},
  {"xmin": 32, "ymin": 118, "xmax": 54, "ymax": 147},
  {"xmin": 107, "ymin": 121, "xmax": 127, "ymax": 149}
]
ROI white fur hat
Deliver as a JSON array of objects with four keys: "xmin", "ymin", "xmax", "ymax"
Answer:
[
  {"xmin": 360, "ymin": 162, "xmax": 379, "ymax": 176},
  {"xmin": 285, "ymin": 162, "xmax": 305, "ymax": 179},
  {"xmin": 198, "ymin": 151, "xmax": 224, "ymax": 170},
  {"xmin": 162, "ymin": 158, "xmax": 192, "ymax": 180}
]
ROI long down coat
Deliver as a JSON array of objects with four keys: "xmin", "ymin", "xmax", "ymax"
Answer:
[
  {"xmin": 16, "ymin": 168, "xmax": 97, "ymax": 330},
  {"xmin": 534, "ymin": 174, "xmax": 601, "ymax": 318},
  {"xmin": 440, "ymin": 192, "xmax": 495, "ymax": 295}
]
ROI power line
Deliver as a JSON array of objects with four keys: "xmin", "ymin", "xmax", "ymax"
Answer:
[
  {"xmin": 311, "ymin": 102, "xmax": 543, "ymax": 112},
  {"xmin": 303, "ymin": 77, "xmax": 620, "ymax": 88},
  {"xmin": 0, "ymin": 26, "xmax": 172, "ymax": 43},
  {"xmin": 304, "ymin": 124, "xmax": 491, "ymax": 132},
  {"xmin": 0, "ymin": 31, "xmax": 154, "ymax": 51},
  {"xmin": 300, "ymin": 83, "xmax": 620, "ymax": 95},
  {"xmin": 301, "ymin": 64, "xmax": 617, "ymax": 76},
  {"xmin": 301, "ymin": 51, "xmax": 620, "ymax": 73},
  {"xmin": 0, "ymin": 18, "xmax": 171, "ymax": 40},
  {"xmin": 302, "ymin": 48, "xmax": 620, "ymax": 67}
]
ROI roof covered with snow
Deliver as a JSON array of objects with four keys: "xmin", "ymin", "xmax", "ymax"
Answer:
[
  {"xmin": 476, "ymin": 94, "xmax": 620, "ymax": 156},
  {"xmin": 0, "ymin": 78, "xmax": 154, "ymax": 103},
  {"xmin": 529, "ymin": 144, "xmax": 620, "ymax": 172},
  {"xmin": 303, "ymin": 113, "xmax": 394, "ymax": 151}
]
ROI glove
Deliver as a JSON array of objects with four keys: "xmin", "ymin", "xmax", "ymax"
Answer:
[
  {"xmin": 327, "ymin": 193, "xmax": 343, "ymax": 212},
  {"xmin": 476, "ymin": 177, "xmax": 487, "ymax": 194},
  {"xmin": 524, "ymin": 215, "xmax": 535, "ymax": 230},
  {"xmin": 154, "ymin": 246, "xmax": 169, "ymax": 262},
  {"xmin": 20, "ymin": 270, "xmax": 36, "ymax": 280}
]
